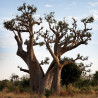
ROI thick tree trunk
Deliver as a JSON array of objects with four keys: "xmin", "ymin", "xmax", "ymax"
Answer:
[
  {"xmin": 51, "ymin": 67, "xmax": 61, "ymax": 94},
  {"xmin": 29, "ymin": 60, "xmax": 44, "ymax": 93},
  {"xmin": 28, "ymin": 45, "xmax": 44, "ymax": 92},
  {"xmin": 39, "ymin": 66, "xmax": 56, "ymax": 93},
  {"xmin": 42, "ymin": 61, "xmax": 62, "ymax": 94},
  {"xmin": 27, "ymin": 35, "xmax": 44, "ymax": 93}
]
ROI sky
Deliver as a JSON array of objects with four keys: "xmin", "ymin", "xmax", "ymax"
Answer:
[{"xmin": 0, "ymin": 0, "xmax": 98, "ymax": 80}]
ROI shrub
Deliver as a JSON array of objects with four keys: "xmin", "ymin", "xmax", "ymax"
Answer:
[
  {"xmin": 66, "ymin": 84, "xmax": 74, "ymax": 95},
  {"xmin": 20, "ymin": 75, "xmax": 30, "ymax": 88},
  {"xmin": 45, "ymin": 89, "xmax": 52, "ymax": 98},
  {"xmin": 74, "ymin": 79, "xmax": 91, "ymax": 88},
  {"xmin": 61, "ymin": 62, "xmax": 81, "ymax": 86},
  {"xmin": 80, "ymin": 86, "xmax": 91, "ymax": 94},
  {"xmin": 0, "ymin": 80, "xmax": 12, "ymax": 91}
]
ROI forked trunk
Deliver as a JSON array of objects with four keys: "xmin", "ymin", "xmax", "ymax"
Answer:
[{"xmin": 39, "ymin": 66, "xmax": 55, "ymax": 93}]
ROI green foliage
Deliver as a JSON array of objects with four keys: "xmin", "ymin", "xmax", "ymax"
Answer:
[
  {"xmin": 4, "ymin": 19, "xmax": 15, "ymax": 31},
  {"xmin": 8, "ymin": 97, "xmax": 11, "ymax": 98},
  {"xmin": 93, "ymin": 71, "xmax": 98, "ymax": 84},
  {"xmin": 81, "ymin": 16, "xmax": 94, "ymax": 23},
  {"xmin": 45, "ymin": 89, "xmax": 52, "ymax": 98},
  {"xmin": 94, "ymin": 86, "xmax": 98, "ymax": 91},
  {"xmin": 40, "ymin": 57, "xmax": 50, "ymax": 65},
  {"xmin": 80, "ymin": 86, "xmax": 91, "ymax": 94},
  {"xmin": 74, "ymin": 79, "xmax": 91, "ymax": 88},
  {"xmin": 0, "ymin": 74, "xmax": 30, "ymax": 93},
  {"xmin": 45, "ymin": 12, "xmax": 56, "ymax": 24},
  {"xmin": 61, "ymin": 61, "xmax": 82, "ymax": 86},
  {"xmin": 3, "ymin": 3, "xmax": 38, "ymax": 32},
  {"xmin": 10, "ymin": 73, "xmax": 19, "ymax": 82},
  {"xmin": 90, "ymin": 71, "xmax": 98, "ymax": 86},
  {"xmin": 20, "ymin": 76, "xmax": 30, "ymax": 88},
  {"xmin": 90, "ymin": 80, "xmax": 97, "ymax": 87},
  {"xmin": 0, "ymin": 80, "xmax": 12, "ymax": 91}
]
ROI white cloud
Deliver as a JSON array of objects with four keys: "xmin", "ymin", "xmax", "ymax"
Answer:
[
  {"xmin": 45, "ymin": 4, "xmax": 53, "ymax": 7},
  {"xmin": 89, "ymin": 2, "xmax": 98, "ymax": 7}
]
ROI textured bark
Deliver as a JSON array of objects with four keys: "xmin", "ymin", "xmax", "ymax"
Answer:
[
  {"xmin": 28, "ymin": 35, "xmax": 44, "ymax": 92},
  {"xmin": 15, "ymin": 32, "xmax": 44, "ymax": 93},
  {"xmin": 29, "ymin": 60, "xmax": 43, "ymax": 92},
  {"xmin": 39, "ymin": 65, "xmax": 56, "ymax": 93},
  {"xmin": 51, "ymin": 67, "xmax": 61, "ymax": 94}
]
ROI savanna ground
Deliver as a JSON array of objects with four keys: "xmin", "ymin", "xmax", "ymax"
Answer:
[
  {"xmin": 0, "ymin": 86, "xmax": 98, "ymax": 98},
  {"xmin": 0, "ymin": 71, "xmax": 98, "ymax": 98},
  {"xmin": 0, "ymin": 92, "xmax": 97, "ymax": 98}
]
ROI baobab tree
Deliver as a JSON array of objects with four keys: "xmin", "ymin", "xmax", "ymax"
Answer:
[
  {"xmin": 39, "ymin": 12, "xmax": 94, "ymax": 94},
  {"xmin": 4, "ymin": 3, "xmax": 94, "ymax": 94},
  {"xmin": 4, "ymin": 3, "xmax": 44, "ymax": 93}
]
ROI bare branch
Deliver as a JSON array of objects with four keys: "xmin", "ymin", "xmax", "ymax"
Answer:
[
  {"xmin": 62, "ymin": 61, "xmax": 73, "ymax": 68},
  {"xmin": 45, "ymin": 41, "xmax": 60, "ymax": 66},
  {"xmin": 33, "ymin": 17, "xmax": 42, "ymax": 25},
  {"xmin": 13, "ymin": 31, "xmax": 28, "ymax": 65},
  {"xmin": 61, "ymin": 41, "xmax": 84, "ymax": 55},
  {"xmin": 33, "ymin": 41, "xmax": 45, "ymax": 46},
  {"xmin": 18, "ymin": 32, "xmax": 23, "ymax": 44},
  {"xmin": 18, "ymin": 66, "xmax": 29, "ymax": 73},
  {"xmin": 48, "ymin": 22, "xmax": 56, "ymax": 34},
  {"xmin": 34, "ymin": 27, "xmax": 43, "ymax": 34},
  {"xmin": 73, "ymin": 54, "xmax": 88, "ymax": 61},
  {"xmin": 40, "ymin": 30, "xmax": 55, "ymax": 44}
]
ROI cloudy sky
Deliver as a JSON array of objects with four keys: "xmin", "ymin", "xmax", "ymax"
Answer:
[{"xmin": 0, "ymin": 0, "xmax": 98, "ymax": 80}]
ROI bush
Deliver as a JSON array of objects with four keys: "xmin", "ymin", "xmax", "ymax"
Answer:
[
  {"xmin": 0, "ymin": 80, "xmax": 12, "ymax": 91},
  {"xmin": 61, "ymin": 62, "xmax": 81, "ymax": 86},
  {"xmin": 80, "ymin": 86, "xmax": 91, "ymax": 94},
  {"xmin": 74, "ymin": 79, "xmax": 91, "ymax": 88},
  {"xmin": 45, "ymin": 89, "xmax": 52, "ymax": 98},
  {"xmin": 20, "ymin": 78, "xmax": 30, "ymax": 88},
  {"xmin": 0, "ymin": 75, "xmax": 30, "ymax": 93}
]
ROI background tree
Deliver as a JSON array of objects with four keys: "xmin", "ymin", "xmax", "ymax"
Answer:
[
  {"xmin": 93, "ymin": 71, "xmax": 98, "ymax": 85},
  {"xmin": 10, "ymin": 73, "xmax": 19, "ymax": 82},
  {"xmin": 78, "ymin": 62, "xmax": 92, "ymax": 78},
  {"xmin": 61, "ymin": 57, "xmax": 82, "ymax": 86},
  {"xmin": 4, "ymin": 3, "xmax": 94, "ymax": 94}
]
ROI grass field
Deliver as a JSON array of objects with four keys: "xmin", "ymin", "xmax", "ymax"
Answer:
[
  {"xmin": 0, "ymin": 91, "xmax": 98, "ymax": 98},
  {"xmin": 0, "ymin": 83, "xmax": 98, "ymax": 98}
]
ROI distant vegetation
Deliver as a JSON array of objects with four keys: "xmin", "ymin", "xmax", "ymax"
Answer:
[
  {"xmin": 0, "ymin": 69, "xmax": 98, "ymax": 97},
  {"xmin": 0, "ymin": 74, "xmax": 30, "ymax": 93}
]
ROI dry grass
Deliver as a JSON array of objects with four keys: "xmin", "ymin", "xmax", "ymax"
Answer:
[
  {"xmin": 51, "ymin": 94, "xmax": 97, "ymax": 98},
  {"xmin": 0, "ymin": 91, "xmax": 98, "ymax": 98},
  {"xmin": 0, "ymin": 85, "xmax": 98, "ymax": 98},
  {"xmin": 0, "ymin": 92, "xmax": 30, "ymax": 98}
]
